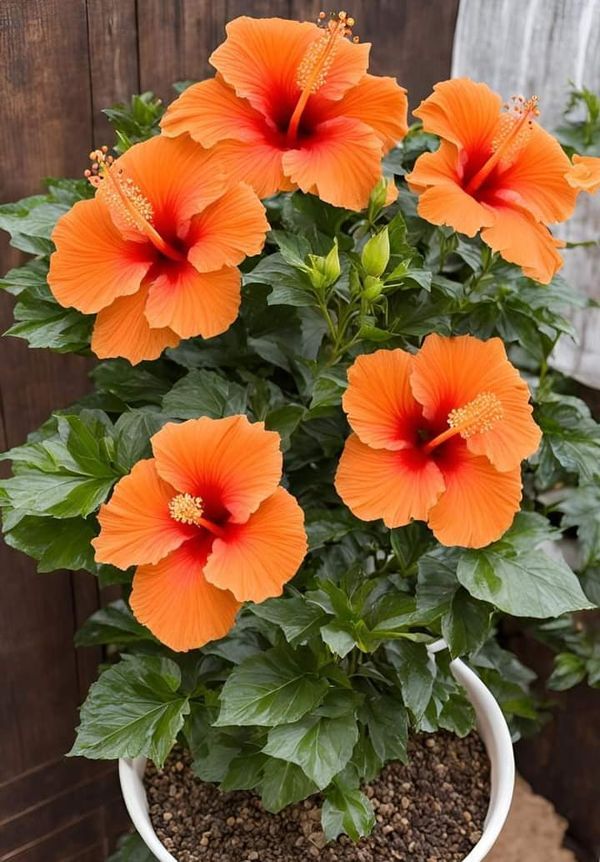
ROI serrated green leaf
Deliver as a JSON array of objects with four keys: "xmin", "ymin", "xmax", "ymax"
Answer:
[
  {"xmin": 70, "ymin": 655, "xmax": 189, "ymax": 765},
  {"xmin": 75, "ymin": 600, "xmax": 153, "ymax": 647},
  {"xmin": 364, "ymin": 691, "xmax": 407, "ymax": 763},
  {"xmin": 322, "ymin": 784, "xmax": 375, "ymax": 842},
  {"xmin": 4, "ymin": 515, "xmax": 96, "ymax": 573},
  {"xmin": 162, "ymin": 370, "xmax": 247, "ymax": 419},
  {"xmin": 386, "ymin": 641, "xmax": 435, "ymax": 722},
  {"xmin": 250, "ymin": 597, "xmax": 326, "ymax": 645},
  {"xmin": 114, "ymin": 410, "xmax": 167, "ymax": 471},
  {"xmin": 441, "ymin": 588, "xmax": 493, "ymax": 658},
  {"xmin": 216, "ymin": 648, "xmax": 328, "ymax": 727},
  {"xmin": 245, "ymin": 253, "xmax": 316, "ymax": 307},
  {"xmin": 263, "ymin": 711, "xmax": 358, "ymax": 789},
  {"xmin": 320, "ymin": 621, "xmax": 356, "ymax": 658},
  {"xmin": 457, "ymin": 545, "xmax": 593, "ymax": 617},
  {"xmin": 260, "ymin": 758, "xmax": 318, "ymax": 813}
]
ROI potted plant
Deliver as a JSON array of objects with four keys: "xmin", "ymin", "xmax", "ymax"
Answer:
[{"xmin": 2, "ymin": 11, "xmax": 599, "ymax": 862}]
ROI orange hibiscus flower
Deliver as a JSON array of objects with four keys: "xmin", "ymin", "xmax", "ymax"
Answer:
[
  {"xmin": 48, "ymin": 136, "xmax": 268, "ymax": 364},
  {"xmin": 565, "ymin": 154, "xmax": 600, "ymax": 194},
  {"xmin": 93, "ymin": 416, "xmax": 307, "ymax": 651},
  {"xmin": 161, "ymin": 13, "xmax": 408, "ymax": 211},
  {"xmin": 407, "ymin": 78, "xmax": 578, "ymax": 284},
  {"xmin": 335, "ymin": 334, "xmax": 541, "ymax": 548}
]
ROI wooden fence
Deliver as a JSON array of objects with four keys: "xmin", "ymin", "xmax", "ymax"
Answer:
[{"xmin": 0, "ymin": 2, "xmax": 598, "ymax": 861}]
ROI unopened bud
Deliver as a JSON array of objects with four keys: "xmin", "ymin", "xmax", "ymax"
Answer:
[
  {"xmin": 307, "ymin": 240, "xmax": 341, "ymax": 291},
  {"xmin": 363, "ymin": 275, "xmax": 384, "ymax": 301},
  {"xmin": 361, "ymin": 227, "xmax": 390, "ymax": 278}
]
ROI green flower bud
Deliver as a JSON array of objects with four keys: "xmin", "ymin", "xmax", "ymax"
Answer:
[
  {"xmin": 363, "ymin": 275, "xmax": 384, "ymax": 301},
  {"xmin": 307, "ymin": 240, "xmax": 341, "ymax": 291},
  {"xmin": 361, "ymin": 228, "xmax": 390, "ymax": 278}
]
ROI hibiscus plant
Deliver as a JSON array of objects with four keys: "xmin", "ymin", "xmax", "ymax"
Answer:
[{"xmin": 1, "ymin": 13, "xmax": 600, "ymax": 844}]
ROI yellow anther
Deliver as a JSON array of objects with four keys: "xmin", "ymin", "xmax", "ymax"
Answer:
[
  {"xmin": 448, "ymin": 392, "xmax": 504, "ymax": 438},
  {"xmin": 168, "ymin": 494, "xmax": 204, "ymax": 525}
]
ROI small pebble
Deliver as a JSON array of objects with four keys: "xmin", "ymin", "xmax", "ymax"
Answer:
[{"xmin": 144, "ymin": 731, "xmax": 490, "ymax": 862}]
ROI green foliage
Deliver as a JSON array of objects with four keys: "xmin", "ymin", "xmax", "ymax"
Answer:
[
  {"xmin": 70, "ymin": 655, "xmax": 190, "ymax": 765},
  {"xmin": 556, "ymin": 84, "xmax": 600, "ymax": 154},
  {"xmin": 1, "ymin": 86, "xmax": 600, "ymax": 847},
  {"xmin": 108, "ymin": 832, "xmax": 156, "ymax": 862}
]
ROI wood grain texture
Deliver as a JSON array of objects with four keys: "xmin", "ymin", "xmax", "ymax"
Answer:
[{"xmin": 452, "ymin": 0, "xmax": 600, "ymax": 389}]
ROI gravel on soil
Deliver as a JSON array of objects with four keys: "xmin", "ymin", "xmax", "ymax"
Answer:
[{"xmin": 144, "ymin": 731, "xmax": 490, "ymax": 862}]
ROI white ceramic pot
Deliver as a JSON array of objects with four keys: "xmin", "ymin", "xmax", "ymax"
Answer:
[{"xmin": 119, "ymin": 642, "xmax": 515, "ymax": 862}]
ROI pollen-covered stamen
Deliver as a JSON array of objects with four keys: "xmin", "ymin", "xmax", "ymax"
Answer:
[
  {"xmin": 424, "ymin": 392, "xmax": 504, "ymax": 452},
  {"xmin": 465, "ymin": 95, "xmax": 540, "ymax": 195},
  {"xmin": 168, "ymin": 493, "xmax": 227, "ymax": 538},
  {"xmin": 169, "ymin": 493, "xmax": 205, "ymax": 525},
  {"xmin": 288, "ymin": 11, "xmax": 357, "ymax": 141},
  {"xmin": 85, "ymin": 147, "xmax": 184, "ymax": 262}
]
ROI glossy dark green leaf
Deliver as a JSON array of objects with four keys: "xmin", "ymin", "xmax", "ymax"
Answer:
[
  {"xmin": 162, "ymin": 370, "xmax": 247, "ymax": 419},
  {"xmin": 260, "ymin": 758, "xmax": 318, "ymax": 813}
]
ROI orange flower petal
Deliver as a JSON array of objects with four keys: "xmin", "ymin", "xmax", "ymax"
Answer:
[
  {"xmin": 327, "ymin": 74, "xmax": 408, "ymax": 150},
  {"xmin": 210, "ymin": 137, "xmax": 289, "ymax": 200},
  {"xmin": 161, "ymin": 76, "xmax": 268, "ymax": 147},
  {"xmin": 282, "ymin": 117, "xmax": 383, "ymax": 210},
  {"xmin": 210, "ymin": 17, "xmax": 316, "ymax": 115},
  {"xmin": 48, "ymin": 198, "xmax": 154, "ymax": 313},
  {"xmin": 411, "ymin": 333, "xmax": 541, "ymax": 472},
  {"xmin": 151, "ymin": 416, "xmax": 283, "ymax": 523},
  {"xmin": 335, "ymin": 434, "xmax": 445, "ymax": 529},
  {"xmin": 428, "ymin": 444, "xmax": 522, "ymax": 548},
  {"xmin": 187, "ymin": 182, "xmax": 268, "ymax": 273},
  {"xmin": 480, "ymin": 204, "xmax": 564, "ymax": 284},
  {"xmin": 91, "ymin": 282, "xmax": 180, "ymax": 364},
  {"xmin": 565, "ymin": 154, "xmax": 600, "ymax": 194},
  {"xmin": 204, "ymin": 487, "xmax": 307, "ymax": 602},
  {"xmin": 116, "ymin": 135, "xmax": 229, "ymax": 232},
  {"xmin": 145, "ymin": 262, "xmax": 241, "ymax": 340},
  {"xmin": 497, "ymin": 125, "xmax": 576, "ymax": 223},
  {"xmin": 343, "ymin": 349, "xmax": 423, "ymax": 450},
  {"xmin": 413, "ymin": 78, "xmax": 501, "ymax": 157},
  {"xmin": 417, "ymin": 182, "xmax": 495, "ymax": 237},
  {"xmin": 93, "ymin": 459, "xmax": 195, "ymax": 569},
  {"xmin": 211, "ymin": 17, "xmax": 369, "ymax": 115},
  {"xmin": 131, "ymin": 537, "xmax": 241, "ymax": 652}
]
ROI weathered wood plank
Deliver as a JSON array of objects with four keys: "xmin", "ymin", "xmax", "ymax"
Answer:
[
  {"xmin": 137, "ymin": 0, "xmax": 228, "ymax": 102},
  {"xmin": 87, "ymin": 0, "xmax": 140, "ymax": 141},
  {"xmin": 452, "ymin": 0, "xmax": 600, "ymax": 388}
]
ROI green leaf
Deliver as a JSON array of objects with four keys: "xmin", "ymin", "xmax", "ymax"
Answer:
[
  {"xmin": 162, "ymin": 370, "xmax": 247, "ymax": 419},
  {"xmin": 0, "ymin": 198, "xmax": 69, "ymax": 253},
  {"xmin": 260, "ymin": 758, "xmax": 318, "ymax": 813},
  {"xmin": 416, "ymin": 548, "xmax": 461, "ymax": 616},
  {"xmin": 390, "ymin": 522, "xmax": 435, "ymax": 575},
  {"xmin": 320, "ymin": 622, "xmax": 356, "ymax": 658},
  {"xmin": 75, "ymin": 600, "xmax": 153, "ymax": 647},
  {"xmin": 536, "ymin": 397, "xmax": 600, "ymax": 482},
  {"xmin": 114, "ymin": 410, "xmax": 167, "ymax": 471},
  {"xmin": 457, "ymin": 543, "xmax": 593, "ymax": 617},
  {"xmin": 322, "ymin": 784, "xmax": 375, "ymax": 842},
  {"xmin": 386, "ymin": 641, "xmax": 434, "ymax": 722},
  {"xmin": 364, "ymin": 692, "xmax": 408, "ymax": 763},
  {"xmin": 220, "ymin": 751, "xmax": 267, "ymax": 792},
  {"xmin": 216, "ymin": 648, "xmax": 328, "ymax": 727},
  {"xmin": 5, "ymin": 292, "xmax": 93, "ymax": 352},
  {"xmin": 547, "ymin": 652, "xmax": 587, "ymax": 691},
  {"xmin": 245, "ymin": 254, "xmax": 316, "ymax": 307},
  {"xmin": 438, "ymin": 693, "xmax": 476, "ymax": 737},
  {"xmin": 4, "ymin": 515, "xmax": 96, "ymax": 573},
  {"xmin": 263, "ymin": 712, "xmax": 358, "ymax": 789},
  {"xmin": 441, "ymin": 588, "xmax": 493, "ymax": 658},
  {"xmin": 264, "ymin": 404, "xmax": 305, "ymax": 446},
  {"xmin": 91, "ymin": 360, "xmax": 172, "ymax": 406},
  {"xmin": 108, "ymin": 831, "xmax": 156, "ymax": 862},
  {"xmin": 270, "ymin": 230, "xmax": 311, "ymax": 268},
  {"xmin": 70, "ymin": 655, "xmax": 189, "ymax": 766},
  {"xmin": 250, "ymin": 597, "xmax": 326, "ymax": 645}
]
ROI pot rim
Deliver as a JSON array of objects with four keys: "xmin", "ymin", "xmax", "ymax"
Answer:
[{"xmin": 118, "ymin": 640, "xmax": 515, "ymax": 862}]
